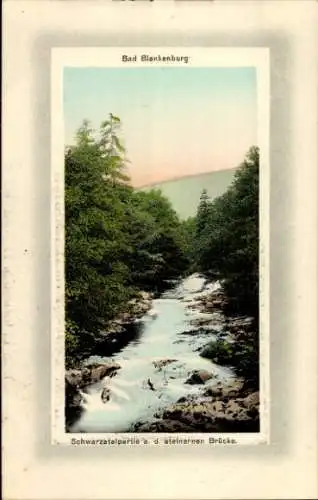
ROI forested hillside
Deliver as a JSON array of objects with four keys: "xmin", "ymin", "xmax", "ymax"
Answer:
[
  {"xmin": 65, "ymin": 115, "xmax": 190, "ymax": 365},
  {"xmin": 140, "ymin": 168, "xmax": 238, "ymax": 219},
  {"xmin": 192, "ymin": 146, "xmax": 259, "ymax": 317},
  {"xmin": 191, "ymin": 146, "xmax": 260, "ymax": 385}
]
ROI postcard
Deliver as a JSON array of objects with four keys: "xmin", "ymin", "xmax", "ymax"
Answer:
[
  {"xmin": 51, "ymin": 46, "xmax": 270, "ymax": 445},
  {"xmin": 3, "ymin": 1, "xmax": 318, "ymax": 499}
]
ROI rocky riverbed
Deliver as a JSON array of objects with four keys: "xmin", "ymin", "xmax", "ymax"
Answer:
[
  {"xmin": 133, "ymin": 378, "xmax": 259, "ymax": 432},
  {"xmin": 65, "ymin": 274, "xmax": 259, "ymax": 433},
  {"xmin": 131, "ymin": 287, "xmax": 259, "ymax": 433},
  {"xmin": 89, "ymin": 291, "xmax": 154, "ymax": 351},
  {"xmin": 65, "ymin": 290, "xmax": 153, "ymax": 428}
]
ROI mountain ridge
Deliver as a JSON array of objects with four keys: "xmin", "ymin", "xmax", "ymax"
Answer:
[
  {"xmin": 139, "ymin": 167, "xmax": 238, "ymax": 219},
  {"xmin": 136, "ymin": 168, "xmax": 236, "ymax": 189}
]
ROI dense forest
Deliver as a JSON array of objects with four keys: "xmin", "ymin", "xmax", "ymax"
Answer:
[
  {"xmin": 65, "ymin": 115, "xmax": 191, "ymax": 365},
  {"xmin": 65, "ymin": 114, "xmax": 259, "ymax": 385},
  {"xmin": 191, "ymin": 146, "xmax": 259, "ymax": 385},
  {"xmin": 193, "ymin": 145, "xmax": 259, "ymax": 318}
]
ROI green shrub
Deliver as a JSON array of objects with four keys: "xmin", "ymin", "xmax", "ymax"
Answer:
[{"xmin": 200, "ymin": 338, "xmax": 259, "ymax": 386}]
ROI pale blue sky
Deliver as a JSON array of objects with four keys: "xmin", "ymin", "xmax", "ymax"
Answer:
[{"xmin": 64, "ymin": 67, "xmax": 257, "ymax": 186}]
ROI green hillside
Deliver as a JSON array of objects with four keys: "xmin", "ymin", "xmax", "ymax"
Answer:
[{"xmin": 140, "ymin": 168, "xmax": 238, "ymax": 219}]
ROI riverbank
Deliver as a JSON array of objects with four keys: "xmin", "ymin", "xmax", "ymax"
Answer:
[
  {"xmin": 88, "ymin": 290, "xmax": 154, "ymax": 353},
  {"xmin": 133, "ymin": 377, "xmax": 259, "ymax": 432},
  {"xmin": 67, "ymin": 290, "xmax": 154, "ymax": 365},
  {"xmin": 65, "ymin": 361, "xmax": 122, "ymax": 428},
  {"xmin": 65, "ymin": 290, "xmax": 153, "ymax": 427},
  {"xmin": 132, "ymin": 285, "xmax": 259, "ymax": 433}
]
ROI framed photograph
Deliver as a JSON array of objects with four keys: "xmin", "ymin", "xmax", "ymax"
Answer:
[
  {"xmin": 3, "ymin": 1, "xmax": 317, "ymax": 499},
  {"xmin": 52, "ymin": 47, "xmax": 270, "ymax": 445}
]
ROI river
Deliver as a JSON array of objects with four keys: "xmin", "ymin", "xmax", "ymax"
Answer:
[{"xmin": 69, "ymin": 273, "xmax": 234, "ymax": 433}]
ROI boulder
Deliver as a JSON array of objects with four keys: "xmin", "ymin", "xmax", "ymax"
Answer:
[
  {"xmin": 244, "ymin": 391, "xmax": 259, "ymax": 408},
  {"xmin": 65, "ymin": 369, "xmax": 83, "ymax": 388},
  {"xmin": 153, "ymin": 359, "xmax": 178, "ymax": 370},
  {"xmin": 185, "ymin": 369, "xmax": 215, "ymax": 385},
  {"xmin": 65, "ymin": 361, "xmax": 121, "ymax": 389},
  {"xmin": 158, "ymin": 402, "xmax": 220, "ymax": 431},
  {"xmin": 204, "ymin": 378, "xmax": 245, "ymax": 398},
  {"xmin": 89, "ymin": 362, "xmax": 120, "ymax": 384},
  {"xmin": 140, "ymin": 291, "xmax": 152, "ymax": 301},
  {"xmin": 101, "ymin": 387, "xmax": 111, "ymax": 403}
]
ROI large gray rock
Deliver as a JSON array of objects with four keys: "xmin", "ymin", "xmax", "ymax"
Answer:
[
  {"xmin": 185, "ymin": 369, "xmax": 215, "ymax": 385},
  {"xmin": 101, "ymin": 387, "xmax": 111, "ymax": 403},
  {"xmin": 65, "ymin": 361, "xmax": 121, "ymax": 389},
  {"xmin": 89, "ymin": 363, "xmax": 120, "ymax": 384},
  {"xmin": 244, "ymin": 391, "xmax": 259, "ymax": 408},
  {"xmin": 65, "ymin": 369, "xmax": 83, "ymax": 388},
  {"xmin": 204, "ymin": 378, "xmax": 245, "ymax": 398}
]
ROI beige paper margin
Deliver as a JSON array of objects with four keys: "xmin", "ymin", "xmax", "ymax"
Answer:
[
  {"xmin": 51, "ymin": 46, "xmax": 270, "ymax": 446},
  {"xmin": 3, "ymin": 1, "xmax": 318, "ymax": 499}
]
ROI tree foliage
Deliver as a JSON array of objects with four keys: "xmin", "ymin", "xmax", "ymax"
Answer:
[
  {"xmin": 191, "ymin": 146, "xmax": 259, "ymax": 385},
  {"xmin": 65, "ymin": 113, "xmax": 259, "ymax": 376},
  {"xmin": 194, "ymin": 146, "xmax": 259, "ymax": 317},
  {"xmin": 65, "ymin": 115, "xmax": 189, "ymax": 363}
]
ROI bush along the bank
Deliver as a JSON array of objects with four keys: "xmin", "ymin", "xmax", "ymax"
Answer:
[
  {"xmin": 200, "ymin": 337, "xmax": 259, "ymax": 387},
  {"xmin": 65, "ymin": 115, "xmax": 191, "ymax": 366}
]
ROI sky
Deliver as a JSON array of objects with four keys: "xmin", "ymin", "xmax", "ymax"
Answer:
[{"xmin": 64, "ymin": 67, "xmax": 257, "ymax": 187}]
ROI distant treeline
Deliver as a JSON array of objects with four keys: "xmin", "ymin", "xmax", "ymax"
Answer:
[{"xmin": 65, "ymin": 114, "xmax": 259, "ymax": 367}]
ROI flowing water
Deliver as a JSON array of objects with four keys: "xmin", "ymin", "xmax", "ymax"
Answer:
[{"xmin": 70, "ymin": 274, "xmax": 234, "ymax": 433}]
